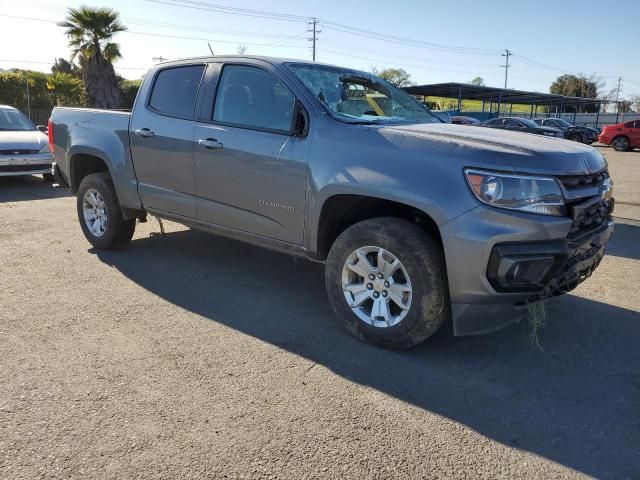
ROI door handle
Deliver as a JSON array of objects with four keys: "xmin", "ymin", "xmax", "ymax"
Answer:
[
  {"xmin": 198, "ymin": 138, "xmax": 223, "ymax": 150},
  {"xmin": 134, "ymin": 128, "xmax": 155, "ymax": 138}
]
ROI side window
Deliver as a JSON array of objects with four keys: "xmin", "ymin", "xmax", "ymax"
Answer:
[
  {"xmin": 486, "ymin": 119, "xmax": 500, "ymax": 126},
  {"xmin": 623, "ymin": 121, "xmax": 635, "ymax": 128},
  {"xmin": 506, "ymin": 119, "xmax": 521, "ymax": 127},
  {"xmin": 149, "ymin": 65, "xmax": 205, "ymax": 118},
  {"xmin": 213, "ymin": 65, "xmax": 295, "ymax": 133}
]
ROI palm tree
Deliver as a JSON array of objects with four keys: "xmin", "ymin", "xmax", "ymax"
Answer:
[{"xmin": 58, "ymin": 7, "xmax": 126, "ymax": 108}]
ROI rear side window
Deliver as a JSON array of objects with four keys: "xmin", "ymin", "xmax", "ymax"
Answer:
[
  {"xmin": 213, "ymin": 65, "xmax": 295, "ymax": 133},
  {"xmin": 149, "ymin": 65, "xmax": 205, "ymax": 118}
]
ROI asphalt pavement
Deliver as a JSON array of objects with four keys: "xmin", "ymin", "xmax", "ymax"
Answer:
[{"xmin": 0, "ymin": 147, "xmax": 638, "ymax": 479}]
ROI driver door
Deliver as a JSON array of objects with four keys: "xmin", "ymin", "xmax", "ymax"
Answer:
[{"xmin": 193, "ymin": 63, "xmax": 309, "ymax": 245}]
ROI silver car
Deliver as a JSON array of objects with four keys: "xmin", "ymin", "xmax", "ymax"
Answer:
[{"xmin": 0, "ymin": 105, "xmax": 53, "ymax": 181}]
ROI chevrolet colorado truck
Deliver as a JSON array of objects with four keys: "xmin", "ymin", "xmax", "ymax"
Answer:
[{"xmin": 49, "ymin": 56, "xmax": 614, "ymax": 348}]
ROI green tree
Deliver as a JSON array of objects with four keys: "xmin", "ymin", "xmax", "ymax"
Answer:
[
  {"xmin": 58, "ymin": 6, "xmax": 126, "ymax": 108},
  {"xmin": 119, "ymin": 78, "xmax": 142, "ymax": 109},
  {"xmin": 469, "ymin": 77, "xmax": 485, "ymax": 86},
  {"xmin": 549, "ymin": 73, "xmax": 603, "ymax": 112},
  {"xmin": 51, "ymin": 58, "xmax": 80, "ymax": 78},
  {"xmin": 46, "ymin": 72, "xmax": 86, "ymax": 106},
  {"xmin": 372, "ymin": 67, "xmax": 414, "ymax": 88}
]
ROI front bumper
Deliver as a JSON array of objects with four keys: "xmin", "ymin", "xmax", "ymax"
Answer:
[
  {"xmin": 440, "ymin": 203, "xmax": 613, "ymax": 336},
  {"xmin": 0, "ymin": 153, "xmax": 53, "ymax": 176}
]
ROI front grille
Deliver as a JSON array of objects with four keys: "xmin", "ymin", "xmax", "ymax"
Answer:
[
  {"xmin": 0, "ymin": 164, "xmax": 50, "ymax": 173},
  {"xmin": 567, "ymin": 198, "xmax": 613, "ymax": 240},
  {"xmin": 0, "ymin": 149, "xmax": 39, "ymax": 155},
  {"xmin": 557, "ymin": 170, "xmax": 609, "ymax": 190}
]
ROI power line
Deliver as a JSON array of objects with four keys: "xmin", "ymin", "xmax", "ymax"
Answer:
[
  {"xmin": 0, "ymin": 14, "xmax": 309, "ymax": 50},
  {"xmin": 147, "ymin": 0, "xmax": 310, "ymax": 23}
]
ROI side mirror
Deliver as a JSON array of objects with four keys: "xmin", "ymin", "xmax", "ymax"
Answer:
[
  {"xmin": 37, "ymin": 125, "xmax": 48, "ymax": 133},
  {"xmin": 291, "ymin": 101, "xmax": 309, "ymax": 137}
]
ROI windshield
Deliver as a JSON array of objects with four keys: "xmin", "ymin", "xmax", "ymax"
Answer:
[
  {"xmin": 553, "ymin": 118, "xmax": 573, "ymax": 127},
  {"xmin": 518, "ymin": 118, "xmax": 539, "ymax": 128},
  {"xmin": 286, "ymin": 63, "xmax": 441, "ymax": 125},
  {"xmin": 0, "ymin": 109, "xmax": 36, "ymax": 131}
]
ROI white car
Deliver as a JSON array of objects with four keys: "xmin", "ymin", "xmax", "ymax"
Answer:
[{"xmin": 0, "ymin": 105, "xmax": 53, "ymax": 181}]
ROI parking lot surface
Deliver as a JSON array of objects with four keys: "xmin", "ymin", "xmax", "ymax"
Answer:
[{"xmin": 1, "ymin": 147, "xmax": 639, "ymax": 479}]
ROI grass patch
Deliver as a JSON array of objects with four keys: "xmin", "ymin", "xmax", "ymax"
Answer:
[{"xmin": 527, "ymin": 300, "xmax": 546, "ymax": 351}]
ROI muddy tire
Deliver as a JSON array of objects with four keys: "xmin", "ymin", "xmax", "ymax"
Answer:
[
  {"xmin": 325, "ymin": 217, "xmax": 450, "ymax": 349},
  {"xmin": 76, "ymin": 173, "xmax": 135, "ymax": 249}
]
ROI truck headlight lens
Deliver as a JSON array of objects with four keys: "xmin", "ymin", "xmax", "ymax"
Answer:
[{"xmin": 464, "ymin": 169, "xmax": 565, "ymax": 216}]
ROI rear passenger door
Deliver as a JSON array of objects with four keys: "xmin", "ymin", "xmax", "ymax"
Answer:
[
  {"xmin": 193, "ymin": 63, "xmax": 309, "ymax": 245},
  {"xmin": 628, "ymin": 120, "xmax": 640, "ymax": 145},
  {"xmin": 130, "ymin": 64, "xmax": 205, "ymax": 218}
]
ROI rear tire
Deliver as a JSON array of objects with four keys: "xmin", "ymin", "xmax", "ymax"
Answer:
[
  {"xmin": 325, "ymin": 217, "xmax": 450, "ymax": 349},
  {"xmin": 76, "ymin": 173, "xmax": 135, "ymax": 249},
  {"xmin": 612, "ymin": 136, "xmax": 630, "ymax": 152}
]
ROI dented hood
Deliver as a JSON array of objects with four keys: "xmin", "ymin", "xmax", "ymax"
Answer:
[{"xmin": 380, "ymin": 122, "xmax": 607, "ymax": 176}]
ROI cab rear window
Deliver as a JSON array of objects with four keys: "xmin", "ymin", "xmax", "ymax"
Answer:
[{"xmin": 149, "ymin": 65, "xmax": 205, "ymax": 119}]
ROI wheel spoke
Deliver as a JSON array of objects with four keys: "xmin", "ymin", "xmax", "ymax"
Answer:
[
  {"xmin": 388, "ymin": 283, "xmax": 411, "ymax": 310},
  {"xmin": 347, "ymin": 250, "xmax": 374, "ymax": 279},
  {"xmin": 381, "ymin": 257, "xmax": 400, "ymax": 278},
  {"xmin": 345, "ymin": 284, "xmax": 371, "ymax": 307},
  {"xmin": 370, "ymin": 298, "xmax": 391, "ymax": 325}
]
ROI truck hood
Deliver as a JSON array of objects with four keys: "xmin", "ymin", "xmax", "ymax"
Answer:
[
  {"xmin": 380, "ymin": 123, "xmax": 606, "ymax": 176},
  {"xmin": 0, "ymin": 130, "xmax": 48, "ymax": 151}
]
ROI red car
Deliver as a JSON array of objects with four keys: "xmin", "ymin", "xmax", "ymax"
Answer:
[{"xmin": 598, "ymin": 119, "xmax": 640, "ymax": 151}]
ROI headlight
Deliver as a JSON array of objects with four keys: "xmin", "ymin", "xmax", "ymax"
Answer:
[{"xmin": 464, "ymin": 169, "xmax": 565, "ymax": 216}]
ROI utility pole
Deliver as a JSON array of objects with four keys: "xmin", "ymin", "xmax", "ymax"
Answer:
[
  {"xmin": 308, "ymin": 18, "xmax": 320, "ymax": 61},
  {"xmin": 501, "ymin": 49, "xmax": 511, "ymax": 89},
  {"xmin": 615, "ymin": 76, "xmax": 622, "ymax": 112}
]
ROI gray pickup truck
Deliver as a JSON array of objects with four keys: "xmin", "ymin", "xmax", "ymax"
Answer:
[{"xmin": 50, "ymin": 56, "xmax": 614, "ymax": 348}]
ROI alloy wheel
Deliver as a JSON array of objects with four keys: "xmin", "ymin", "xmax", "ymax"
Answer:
[{"xmin": 341, "ymin": 246, "xmax": 412, "ymax": 328}]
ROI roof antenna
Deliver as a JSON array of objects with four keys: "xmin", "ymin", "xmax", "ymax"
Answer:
[{"xmin": 207, "ymin": 42, "xmax": 214, "ymax": 55}]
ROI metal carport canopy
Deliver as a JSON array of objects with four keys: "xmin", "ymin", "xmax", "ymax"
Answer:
[{"xmin": 403, "ymin": 82, "xmax": 599, "ymax": 107}]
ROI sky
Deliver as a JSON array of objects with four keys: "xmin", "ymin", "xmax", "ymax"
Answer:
[{"xmin": 1, "ymin": 0, "xmax": 639, "ymax": 98}]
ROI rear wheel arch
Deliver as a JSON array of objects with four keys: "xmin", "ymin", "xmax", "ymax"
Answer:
[
  {"xmin": 314, "ymin": 193, "xmax": 444, "ymax": 261},
  {"xmin": 69, "ymin": 152, "xmax": 111, "ymax": 194}
]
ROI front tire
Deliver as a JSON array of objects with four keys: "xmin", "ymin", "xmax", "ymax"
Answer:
[
  {"xmin": 325, "ymin": 218, "xmax": 450, "ymax": 349},
  {"xmin": 612, "ymin": 136, "xmax": 630, "ymax": 152},
  {"xmin": 76, "ymin": 173, "xmax": 135, "ymax": 249},
  {"xmin": 569, "ymin": 133, "xmax": 583, "ymax": 143}
]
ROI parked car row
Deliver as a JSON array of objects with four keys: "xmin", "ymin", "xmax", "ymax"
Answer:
[
  {"xmin": 533, "ymin": 118, "xmax": 599, "ymax": 144},
  {"xmin": 0, "ymin": 105, "xmax": 53, "ymax": 181},
  {"xmin": 451, "ymin": 114, "xmax": 639, "ymax": 151}
]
